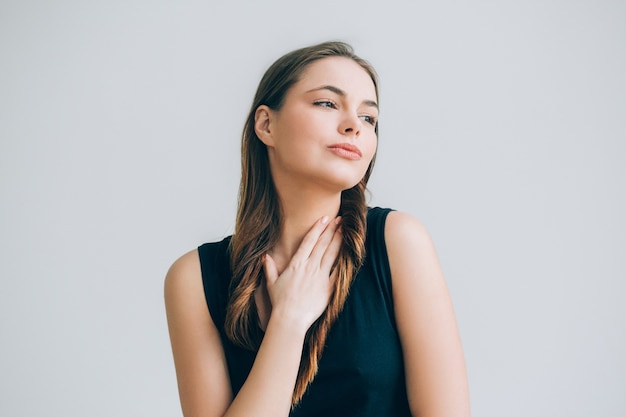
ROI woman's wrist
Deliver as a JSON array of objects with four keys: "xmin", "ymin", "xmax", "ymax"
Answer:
[{"xmin": 266, "ymin": 308, "xmax": 311, "ymax": 341}]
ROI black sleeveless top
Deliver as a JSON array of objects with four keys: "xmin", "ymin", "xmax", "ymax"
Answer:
[{"xmin": 198, "ymin": 207, "xmax": 411, "ymax": 416}]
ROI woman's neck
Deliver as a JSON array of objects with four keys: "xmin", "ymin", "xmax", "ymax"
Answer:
[{"xmin": 270, "ymin": 186, "xmax": 342, "ymax": 273}]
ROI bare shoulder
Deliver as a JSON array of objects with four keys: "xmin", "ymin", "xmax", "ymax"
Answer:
[
  {"xmin": 384, "ymin": 210, "xmax": 450, "ymax": 319},
  {"xmin": 385, "ymin": 210, "xmax": 430, "ymax": 240},
  {"xmin": 384, "ymin": 211, "xmax": 471, "ymax": 416},
  {"xmin": 164, "ymin": 248, "xmax": 233, "ymax": 415},
  {"xmin": 165, "ymin": 249, "xmax": 202, "ymax": 288},
  {"xmin": 383, "ymin": 209, "xmax": 447, "ymax": 300},
  {"xmin": 164, "ymin": 248, "xmax": 207, "ymax": 322},
  {"xmin": 384, "ymin": 211, "xmax": 438, "ymax": 268}
]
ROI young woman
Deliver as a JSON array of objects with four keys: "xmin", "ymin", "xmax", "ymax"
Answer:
[{"xmin": 165, "ymin": 41, "xmax": 470, "ymax": 417}]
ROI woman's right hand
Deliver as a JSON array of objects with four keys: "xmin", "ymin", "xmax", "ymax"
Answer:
[
  {"xmin": 263, "ymin": 216, "xmax": 342, "ymax": 332},
  {"xmin": 166, "ymin": 215, "xmax": 343, "ymax": 417}
]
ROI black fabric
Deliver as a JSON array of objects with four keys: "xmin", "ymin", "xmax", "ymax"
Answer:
[{"xmin": 198, "ymin": 207, "xmax": 411, "ymax": 416}]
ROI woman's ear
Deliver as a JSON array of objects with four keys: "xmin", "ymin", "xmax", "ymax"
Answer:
[{"xmin": 254, "ymin": 105, "xmax": 274, "ymax": 147}]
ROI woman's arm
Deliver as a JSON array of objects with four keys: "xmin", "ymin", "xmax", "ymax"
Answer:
[
  {"xmin": 385, "ymin": 211, "xmax": 471, "ymax": 417},
  {"xmin": 165, "ymin": 250, "xmax": 233, "ymax": 416},
  {"xmin": 165, "ymin": 216, "xmax": 342, "ymax": 417}
]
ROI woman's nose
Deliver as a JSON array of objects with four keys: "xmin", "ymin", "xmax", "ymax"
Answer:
[{"xmin": 339, "ymin": 113, "xmax": 361, "ymax": 136}]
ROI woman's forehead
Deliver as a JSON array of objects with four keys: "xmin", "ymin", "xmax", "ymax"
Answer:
[{"xmin": 294, "ymin": 57, "xmax": 377, "ymax": 99}]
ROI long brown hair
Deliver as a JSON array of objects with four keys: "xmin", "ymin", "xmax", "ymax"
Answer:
[{"xmin": 226, "ymin": 41, "xmax": 379, "ymax": 405}]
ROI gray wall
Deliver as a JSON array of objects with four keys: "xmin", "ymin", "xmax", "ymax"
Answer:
[{"xmin": 1, "ymin": 1, "xmax": 624, "ymax": 416}]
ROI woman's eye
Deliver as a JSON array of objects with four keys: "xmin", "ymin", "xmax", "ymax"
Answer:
[
  {"xmin": 314, "ymin": 100, "xmax": 336, "ymax": 109},
  {"xmin": 360, "ymin": 115, "xmax": 377, "ymax": 126}
]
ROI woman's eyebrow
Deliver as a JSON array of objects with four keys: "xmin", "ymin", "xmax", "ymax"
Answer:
[{"xmin": 306, "ymin": 85, "xmax": 378, "ymax": 110}]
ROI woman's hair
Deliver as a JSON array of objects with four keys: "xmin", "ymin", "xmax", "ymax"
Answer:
[{"xmin": 226, "ymin": 41, "xmax": 379, "ymax": 405}]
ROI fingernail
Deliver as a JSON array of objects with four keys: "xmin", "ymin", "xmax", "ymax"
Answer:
[
  {"xmin": 321, "ymin": 216, "xmax": 329, "ymax": 224},
  {"xmin": 334, "ymin": 216, "xmax": 342, "ymax": 224}
]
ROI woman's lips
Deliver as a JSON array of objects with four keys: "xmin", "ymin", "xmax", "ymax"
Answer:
[{"xmin": 327, "ymin": 143, "xmax": 362, "ymax": 160}]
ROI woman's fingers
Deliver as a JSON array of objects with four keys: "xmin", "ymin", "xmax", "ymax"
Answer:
[
  {"xmin": 309, "ymin": 216, "xmax": 341, "ymax": 264},
  {"xmin": 328, "ymin": 267, "xmax": 339, "ymax": 288},
  {"xmin": 263, "ymin": 254, "xmax": 279, "ymax": 285},
  {"xmin": 290, "ymin": 216, "xmax": 336, "ymax": 265},
  {"xmin": 320, "ymin": 225, "xmax": 343, "ymax": 273},
  {"xmin": 264, "ymin": 216, "xmax": 343, "ymax": 330}
]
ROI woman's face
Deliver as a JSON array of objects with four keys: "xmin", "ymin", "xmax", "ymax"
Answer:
[{"xmin": 256, "ymin": 56, "xmax": 378, "ymax": 193}]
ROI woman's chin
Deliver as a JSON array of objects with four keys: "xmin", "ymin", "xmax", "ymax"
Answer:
[{"xmin": 320, "ymin": 175, "xmax": 365, "ymax": 194}]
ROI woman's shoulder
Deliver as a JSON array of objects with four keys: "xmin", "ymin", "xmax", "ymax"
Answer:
[
  {"xmin": 367, "ymin": 206, "xmax": 431, "ymax": 245},
  {"xmin": 377, "ymin": 209, "xmax": 438, "ymax": 274},
  {"xmin": 384, "ymin": 210, "xmax": 431, "ymax": 243},
  {"xmin": 382, "ymin": 211, "xmax": 471, "ymax": 415},
  {"xmin": 382, "ymin": 209, "xmax": 444, "ymax": 290},
  {"xmin": 166, "ymin": 237, "xmax": 231, "ymax": 290},
  {"xmin": 164, "ymin": 248, "xmax": 203, "ymax": 298}
]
